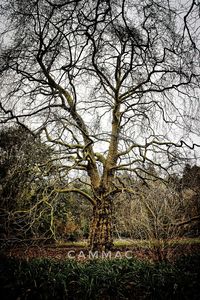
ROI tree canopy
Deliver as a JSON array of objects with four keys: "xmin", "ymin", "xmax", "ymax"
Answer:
[{"xmin": 0, "ymin": 0, "xmax": 200, "ymax": 250}]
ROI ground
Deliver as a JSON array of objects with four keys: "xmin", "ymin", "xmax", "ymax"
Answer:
[{"xmin": 2, "ymin": 238, "xmax": 200, "ymax": 262}]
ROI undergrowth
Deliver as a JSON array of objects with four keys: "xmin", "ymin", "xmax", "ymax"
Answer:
[{"xmin": 0, "ymin": 254, "xmax": 200, "ymax": 299}]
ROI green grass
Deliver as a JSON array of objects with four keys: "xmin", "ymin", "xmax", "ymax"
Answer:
[
  {"xmin": 114, "ymin": 239, "xmax": 151, "ymax": 248},
  {"xmin": 56, "ymin": 238, "xmax": 200, "ymax": 249},
  {"xmin": 168, "ymin": 237, "xmax": 200, "ymax": 245},
  {"xmin": 114, "ymin": 237, "xmax": 200, "ymax": 247},
  {"xmin": 56, "ymin": 240, "xmax": 87, "ymax": 248},
  {"xmin": 1, "ymin": 254, "xmax": 200, "ymax": 299}
]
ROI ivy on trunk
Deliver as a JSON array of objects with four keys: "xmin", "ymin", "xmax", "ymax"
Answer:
[{"xmin": 89, "ymin": 196, "xmax": 113, "ymax": 251}]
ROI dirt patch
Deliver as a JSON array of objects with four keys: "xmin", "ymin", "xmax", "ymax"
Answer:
[{"xmin": 1, "ymin": 242, "xmax": 200, "ymax": 262}]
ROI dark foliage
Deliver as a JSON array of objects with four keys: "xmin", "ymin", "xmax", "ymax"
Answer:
[{"xmin": 0, "ymin": 254, "xmax": 200, "ymax": 300}]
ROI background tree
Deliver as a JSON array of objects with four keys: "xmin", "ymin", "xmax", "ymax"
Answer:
[
  {"xmin": 0, "ymin": 0, "xmax": 200, "ymax": 250},
  {"xmin": 0, "ymin": 126, "xmax": 55, "ymax": 242},
  {"xmin": 180, "ymin": 164, "xmax": 200, "ymax": 235},
  {"xmin": 0, "ymin": 126, "xmax": 92, "ymax": 245}
]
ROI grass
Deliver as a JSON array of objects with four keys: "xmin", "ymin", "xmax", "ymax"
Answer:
[
  {"xmin": 115, "ymin": 237, "xmax": 200, "ymax": 247},
  {"xmin": 55, "ymin": 237, "xmax": 200, "ymax": 248},
  {"xmin": 168, "ymin": 237, "xmax": 200, "ymax": 245},
  {"xmin": 56, "ymin": 240, "xmax": 87, "ymax": 248},
  {"xmin": 0, "ymin": 254, "xmax": 200, "ymax": 299},
  {"xmin": 114, "ymin": 239, "xmax": 152, "ymax": 248}
]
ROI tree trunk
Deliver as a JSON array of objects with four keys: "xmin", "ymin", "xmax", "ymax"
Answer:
[{"xmin": 89, "ymin": 197, "xmax": 113, "ymax": 251}]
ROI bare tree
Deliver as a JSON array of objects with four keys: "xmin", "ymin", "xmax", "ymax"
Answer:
[
  {"xmin": 115, "ymin": 181, "xmax": 183, "ymax": 239},
  {"xmin": 0, "ymin": 0, "xmax": 200, "ymax": 250}
]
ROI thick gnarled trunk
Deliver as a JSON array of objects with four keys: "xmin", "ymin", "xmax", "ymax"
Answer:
[
  {"xmin": 89, "ymin": 197, "xmax": 113, "ymax": 251},
  {"xmin": 87, "ymin": 103, "xmax": 120, "ymax": 251}
]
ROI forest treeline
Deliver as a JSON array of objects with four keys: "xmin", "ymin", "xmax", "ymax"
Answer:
[{"xmin": 0, "ymin": 126, "xmax": 199, "ymax": 246}]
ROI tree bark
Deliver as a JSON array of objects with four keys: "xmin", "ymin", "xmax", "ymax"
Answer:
[{"xmin": 89, "ymin": 197, "xmax": 113, "ymax": 251}]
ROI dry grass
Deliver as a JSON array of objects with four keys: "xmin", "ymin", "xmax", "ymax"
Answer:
[{"xmin": 55, "ymin": 237, "xmax": 200, "ymax": 249}]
